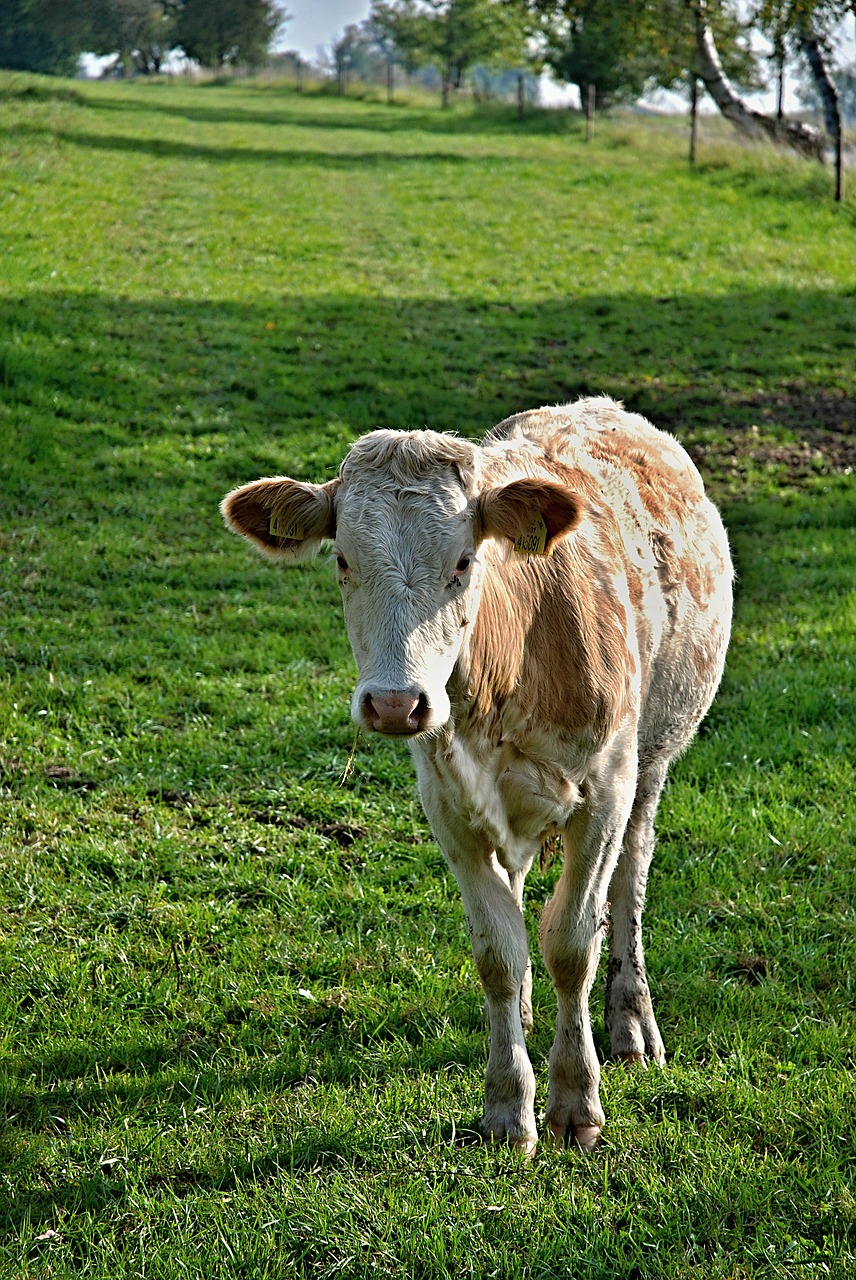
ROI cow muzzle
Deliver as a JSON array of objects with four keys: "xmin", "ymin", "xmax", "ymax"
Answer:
[{"xmin": 357, "ymin": 688, "xmax": 433, "ymax": 737}]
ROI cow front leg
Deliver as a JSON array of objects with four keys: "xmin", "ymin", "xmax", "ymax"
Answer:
[
  {"xmin": 509, "ymin": 865, "xmax": 534, "ymax": 1035},
  {"xmin": 540, "ymin": 776, "xmax": 635, "ymax": 1150},
  {"xmin": 425, "ymin": 819, "xmax": 536, "ymax": 1150},
  {"xmin": 482, "ymin": 862, "xmax": 533, "ymax": 1036},
  {"xmin": 451, "ymin": 848, "xmax": 537, "ymax": 1152},
  {"xmin": 605, "ymin": 760, "xmax": 669, "ymax": 1065}
]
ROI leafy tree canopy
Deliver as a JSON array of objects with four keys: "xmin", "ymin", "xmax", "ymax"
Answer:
[
  {"xmin": 0, "ymin": 0, "xmax": 83, "ymax": 75},
  {"xmin": 175, "ymin": 0, "xmax": 284, "ymax": 70}
]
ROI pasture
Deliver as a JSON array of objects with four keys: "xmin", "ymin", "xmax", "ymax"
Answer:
[{"xmin": 0, "ymin": 74, "xmax": 854, "ymax": 1278}]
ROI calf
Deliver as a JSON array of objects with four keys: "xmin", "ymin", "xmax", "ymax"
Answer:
[{"xmin": 222, "ymin": 397, "xmax": 733, "ymax": 1154}]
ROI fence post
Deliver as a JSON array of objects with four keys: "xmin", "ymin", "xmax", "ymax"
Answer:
[{"xmin": 586, "ymin": 84, "xmax": 595, "ymax": 141}]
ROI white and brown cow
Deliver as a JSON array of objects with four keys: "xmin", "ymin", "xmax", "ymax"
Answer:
[{"xmin": 221, "ymin": 397, "xmax": 733, "ymax": 1155}]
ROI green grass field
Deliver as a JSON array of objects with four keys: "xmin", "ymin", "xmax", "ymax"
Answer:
[{"xmin": 1, "ymin": 73, "xmax": 854, "ymax": 1278}]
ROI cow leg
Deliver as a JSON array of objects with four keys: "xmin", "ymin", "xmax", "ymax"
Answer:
[
  {"xmin": 605, "ymin": 759, "xmax": 669, "ymax": 1065},
  {"xmin": 539, "ymin": 773, "xmax": 635, "ymax": 1150},
  {"xmin": 448, "ymin": 847, "xmax": 537, "ymax": 1152},
  {"xmin": 414, "ymin": 756, "xmax": 537, "ymax": 1151},
  {"xmin": 509, "ymin": 865, "xmax": 534, "ymax": 1035},
  {"xmin": 483, "ymin": 863, "xmax": 533, "ymax": 1036}
]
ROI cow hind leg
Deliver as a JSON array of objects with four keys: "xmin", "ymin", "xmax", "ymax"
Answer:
[{"xmin": 605, "ymin": 758, "xmax": 669, "ymax": 1065}]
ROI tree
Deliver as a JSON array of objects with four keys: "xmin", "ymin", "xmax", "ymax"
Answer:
[
  {"xmin": 368, "ymin": 0, "xmax": 428, "ymax": 77},
  {"xmin": 367, "ymin": 1, "xmax": 529, "ymax": 106},
  {"xmin": 0, "ymin": 0, "xmax": 83, "ymax": 75},
  {"xmin": 528, "ymin": 1, "xmax": 764, "ymax": 114},
  {"xmin": 80, "ymin": 1, "xmax": 180, "ymax": 76},
  {"xmin": 531, "ymin": 1, "xmax": 654, "ymax": 111},
  {"xmin": 175, "ymin": 0, "xmax": 284, "ymax": 71},
  {"xmin": 332, "ymin": 22, "xmax": 383, "ymax": 91},
  {"xmin": 423, "ymin": 0, "xmax": 529, "ymax": 106},
  {"xmin": 755, "ymin": 1, "xmax": 849, "ymax": 149},
  {"xmin": 690, "ymin": 1, "xmax": 826, "ymax": 158},
  {"xmin": 797, "ymin": 59, "xmax": 856, "ymax": 123}
]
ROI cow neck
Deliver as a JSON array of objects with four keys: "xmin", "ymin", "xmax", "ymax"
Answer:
[{"xmin": 457, "ymin": 537, "xmax": 631, "ymax": 748}]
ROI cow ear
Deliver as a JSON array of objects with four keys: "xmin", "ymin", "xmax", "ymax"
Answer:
[
  {"xmin": 479, "ymin": 479, "xmax": 583, "ymax": 556},
  {"xmin": 221, "ymin": 476, "xmax": 339, "ymax": 562}
]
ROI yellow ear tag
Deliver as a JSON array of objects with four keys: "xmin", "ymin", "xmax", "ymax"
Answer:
[
  {"xmin": 269, "ymin": 511, "xmax": 305, "ymax": 540},
  {"xmin": 514, "ymin": 513, "xmax": 549, "ymax": 556}
]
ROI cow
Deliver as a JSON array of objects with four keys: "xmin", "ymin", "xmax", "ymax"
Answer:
[{"xmin": 221, "ymin": 397, "xmax": 733, "ymax": 1156}]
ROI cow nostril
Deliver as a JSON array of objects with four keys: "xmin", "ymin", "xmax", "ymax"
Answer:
[
  {"xmin": 362, "ymin": 692, "xmax": 382, "ymax": 730},
  {"xmin": 413, "ymin": 692, "xmax": 430, "ymax": 730},
  {"xmin": 362, "ymin": 689, "xmax": 430, "ymax": 735}
]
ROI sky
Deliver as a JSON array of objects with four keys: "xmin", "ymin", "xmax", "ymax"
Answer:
[{"xmin": 282, "ymin": 1, "xmax": 372, "ymax": 60}]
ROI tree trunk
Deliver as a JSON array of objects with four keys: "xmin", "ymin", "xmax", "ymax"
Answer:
[
  {"xmin": 798, "ymin": 24, "xmax": 845, "ymax": 201},
  {"xmin": 585, "ymin": 83, "xmax": 595, "ymax": 142},
  {"xmin": 689, "ymin": 75, "xmax": 699, "ymax": 165},
  {"xmin": 798, "ymin": 21, "xmax": 842, "ymax": 144},
  {"xmin": 517, "ymin": 72, "xmax": 525, "ymax": 121},
  {"xmin": 387, "ymin": 60, "xmax": 394, "ymax": 106},
  {"xmin": 690, "ymin": 2, "xmax": 825, "ymax": 161},
  {"xmin": 442, "ymin": 56, "xmax": 451, "ymax": 109}
]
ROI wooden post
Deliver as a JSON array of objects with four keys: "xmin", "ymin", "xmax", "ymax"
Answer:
[
  {"xmin": 296, "ymin": 59, "xmax": 303, "ymax": 92},
  {"xmin": 836, "ymin": 122, "xmax": 845, "ymax": 202},
  {"xmin": 517, "ymin": 72, "xmax": 525, "ymax": 121},
  {"xmin": 387, "ymin": 60, "xmax": 394, "ymax": 105},
  {"xmin": 776, "ymin": 54, "xmax": 785, "ymax": 119},
  {"xmin": 586, "ymin": 83, "xmax": 595, "ymax": 141},
  {"xmin": 689, "ymin": 75, "xmax": 699, "ymax": 165}
]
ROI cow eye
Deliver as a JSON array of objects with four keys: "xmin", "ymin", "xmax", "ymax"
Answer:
[
  {"xmin": 455, "ymin": 556, "xmax": 471, "ymax": 574},
  {"xmin": 336, "ymin": 554, "xmax": 349, "ymax": 573}
]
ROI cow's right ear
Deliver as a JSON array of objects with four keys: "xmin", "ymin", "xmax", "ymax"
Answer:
[
  {"xmin": 221, "ymin": 476, "xmax": 339, "ymax": 562},
  {"xmin": 478, "ymin": 478, "xmax": 583, "ymax": 557}
]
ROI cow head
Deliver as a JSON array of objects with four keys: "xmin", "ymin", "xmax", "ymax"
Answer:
[{"xmin": 221, "ymin": 430, "xmax": 581, "ymax": 737}]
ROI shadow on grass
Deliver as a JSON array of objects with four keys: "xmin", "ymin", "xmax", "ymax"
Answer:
[
  {"xmin": 5, "ymin": 120, "xmax": 474, "ymax": 167},
  {"xmin": 79, "ymin": 82, "xmax": 584, "ymax": 139},
  {"xmin": 2, "ymin": 288, "xmax": 853, "ymax": 499},
  {"xmin": 0, "ymin": 1027, "xmax": 481, "ymax": 1230}
]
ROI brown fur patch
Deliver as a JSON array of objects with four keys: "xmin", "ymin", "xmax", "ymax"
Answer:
[{"xmin": 465, "ymin": 535, "xmax": 631, "ymax": 746}]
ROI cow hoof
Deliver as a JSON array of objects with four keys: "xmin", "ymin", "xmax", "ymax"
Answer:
[
  {"xmin": 509, "ymin": 1133, "xmax": 538, "ymax": 1158},
  {"xmin": 482, "ymin": 1129, "xmax": 538, "ymax": 1158},
  {"xmin": 615, "ymin": 1051, "xmax": 647, "ymax": 1067},
  {"xmin": 571, "ymin": 1124, "xmax": 602, "ymax": 1152},
  {"xmin": 543, "ymin": 1121, "xmax": 602, "ymax": 1151}
]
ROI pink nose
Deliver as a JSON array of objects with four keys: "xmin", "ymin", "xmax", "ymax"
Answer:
[{"xmin": 363, "ymin": 691, "xmax": 430, "ymax": 736}]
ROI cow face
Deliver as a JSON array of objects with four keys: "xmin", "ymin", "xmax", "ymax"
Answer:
[{"xmin": 221, "ymin": 430, "xmax": 581, "ymax": 738}]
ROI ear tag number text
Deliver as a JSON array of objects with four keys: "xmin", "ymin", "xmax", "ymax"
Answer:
[
  {"xmin": 269, "ymin": 512, "xmax": 304, "ymax": 540},
  {"xmin": 514, "ymin": 513, "xmax": 549, "ymax": 556}
]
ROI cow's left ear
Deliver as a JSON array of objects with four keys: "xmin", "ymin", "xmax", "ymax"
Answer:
[
  {"xmin": 478, "ymin": 479, "xmax": 583, "ymax": 556},
  {"xmin": 221, "ymin": 476, "xmax": 339, "ymax": 562}
]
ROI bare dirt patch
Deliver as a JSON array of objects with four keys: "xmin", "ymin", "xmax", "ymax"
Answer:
[{"xmin": 688, "ymin": 386, "xmax": 856, "ymax": 487}]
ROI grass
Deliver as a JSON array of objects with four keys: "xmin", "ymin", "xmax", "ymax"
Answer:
[{"xmin": 0, "ymin": 73, "xmax": 854, "ymax": 1278}]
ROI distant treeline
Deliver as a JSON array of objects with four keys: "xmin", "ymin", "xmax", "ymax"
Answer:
[{"xmin": 2, "ymin": 2, "xmax": 853, "ymax": 134}]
